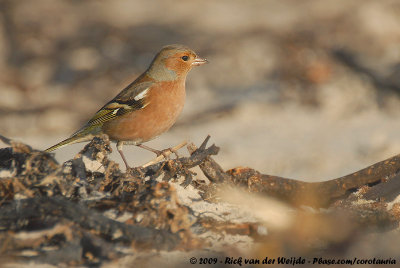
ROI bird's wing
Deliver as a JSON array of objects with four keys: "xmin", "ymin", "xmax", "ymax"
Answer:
[{"xmin": 72, "ymin": 81, "xmax": 153, "ymax": 136}]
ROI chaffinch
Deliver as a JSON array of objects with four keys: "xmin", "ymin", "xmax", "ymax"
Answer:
[{"xmin": 45, "ymin": 44, "xmax": 208, "ymax": 169}]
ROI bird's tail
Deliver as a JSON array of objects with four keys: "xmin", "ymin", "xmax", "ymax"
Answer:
[{"xmin": 45, "ymin": 134, "xmax": 92, "ymax": 152}]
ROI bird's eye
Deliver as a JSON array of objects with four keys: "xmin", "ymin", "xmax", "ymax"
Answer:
[{"xmin": 181, "ymin": 55, "xmax": 189, "ymax": 61}]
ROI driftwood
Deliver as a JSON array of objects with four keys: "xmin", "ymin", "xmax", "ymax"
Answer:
[
  {"xmin": 2, "ymin": 134, "xmax": 400, "ymax": 265},
  {"xmin": 225, "ymin": 155, "xmax": 400, "ymax": 207},
  {"xmin": 183, "ymin": 135, "xmax": 400, "ymax": 208}
]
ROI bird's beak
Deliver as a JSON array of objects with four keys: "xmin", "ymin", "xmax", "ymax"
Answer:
[{"xmin": 192, "ymin": 57, "xmax": 208, "ymax": 66}]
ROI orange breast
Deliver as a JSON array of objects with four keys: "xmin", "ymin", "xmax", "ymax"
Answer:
[{"xmin": 101, "ymin": 80, "xmax": 186, "ymax": 143}]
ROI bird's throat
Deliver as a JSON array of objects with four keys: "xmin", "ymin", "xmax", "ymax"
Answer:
[{"xmin": 147, "ymin": 65, "xmax": 178, "ymax": 81}]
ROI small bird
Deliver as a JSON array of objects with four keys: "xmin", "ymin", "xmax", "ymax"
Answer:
[{"xmin": 45, "ymin": 44, "xmax": 207, "ymax": 169}]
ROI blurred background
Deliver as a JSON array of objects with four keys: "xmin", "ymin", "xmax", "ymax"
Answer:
[{"xmin": 1, "ymin": 0, "xmax": 400, "ymax": 181}]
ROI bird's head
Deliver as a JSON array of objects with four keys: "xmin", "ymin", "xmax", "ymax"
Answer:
[{"xmin": 147, "ymin": 44, "xmax": 207, "ymax": 81}]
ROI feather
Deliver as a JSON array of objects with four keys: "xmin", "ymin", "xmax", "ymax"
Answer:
[{"xmin": 45, "ymin": 81, "xmax": 153, "ymax": 152}]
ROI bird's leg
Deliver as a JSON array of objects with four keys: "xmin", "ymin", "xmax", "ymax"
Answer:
[{"xmin": 117, "ymin": 141, "xmax": 131, "ymax": 170}]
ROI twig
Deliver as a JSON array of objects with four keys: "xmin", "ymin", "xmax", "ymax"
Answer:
[
  {"xmin": 187, "ymin": 141, "xmax": 230, "ymax": 183},
  {"xmin": 133, "ymin": 136, "xmax": 219, "ymax": 178},
  {"xmin": 142, "ymin": 141, "xmax": 188, "ymax": 168}
]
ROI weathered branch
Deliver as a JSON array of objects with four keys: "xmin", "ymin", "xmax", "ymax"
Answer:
[
  {"xmin": 226, "ymin": 153, "xmax": 400, "ymax": 207},
  {"xmin": 187, "ymin": 138, "xmax": 230, "ymax": 183}
]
